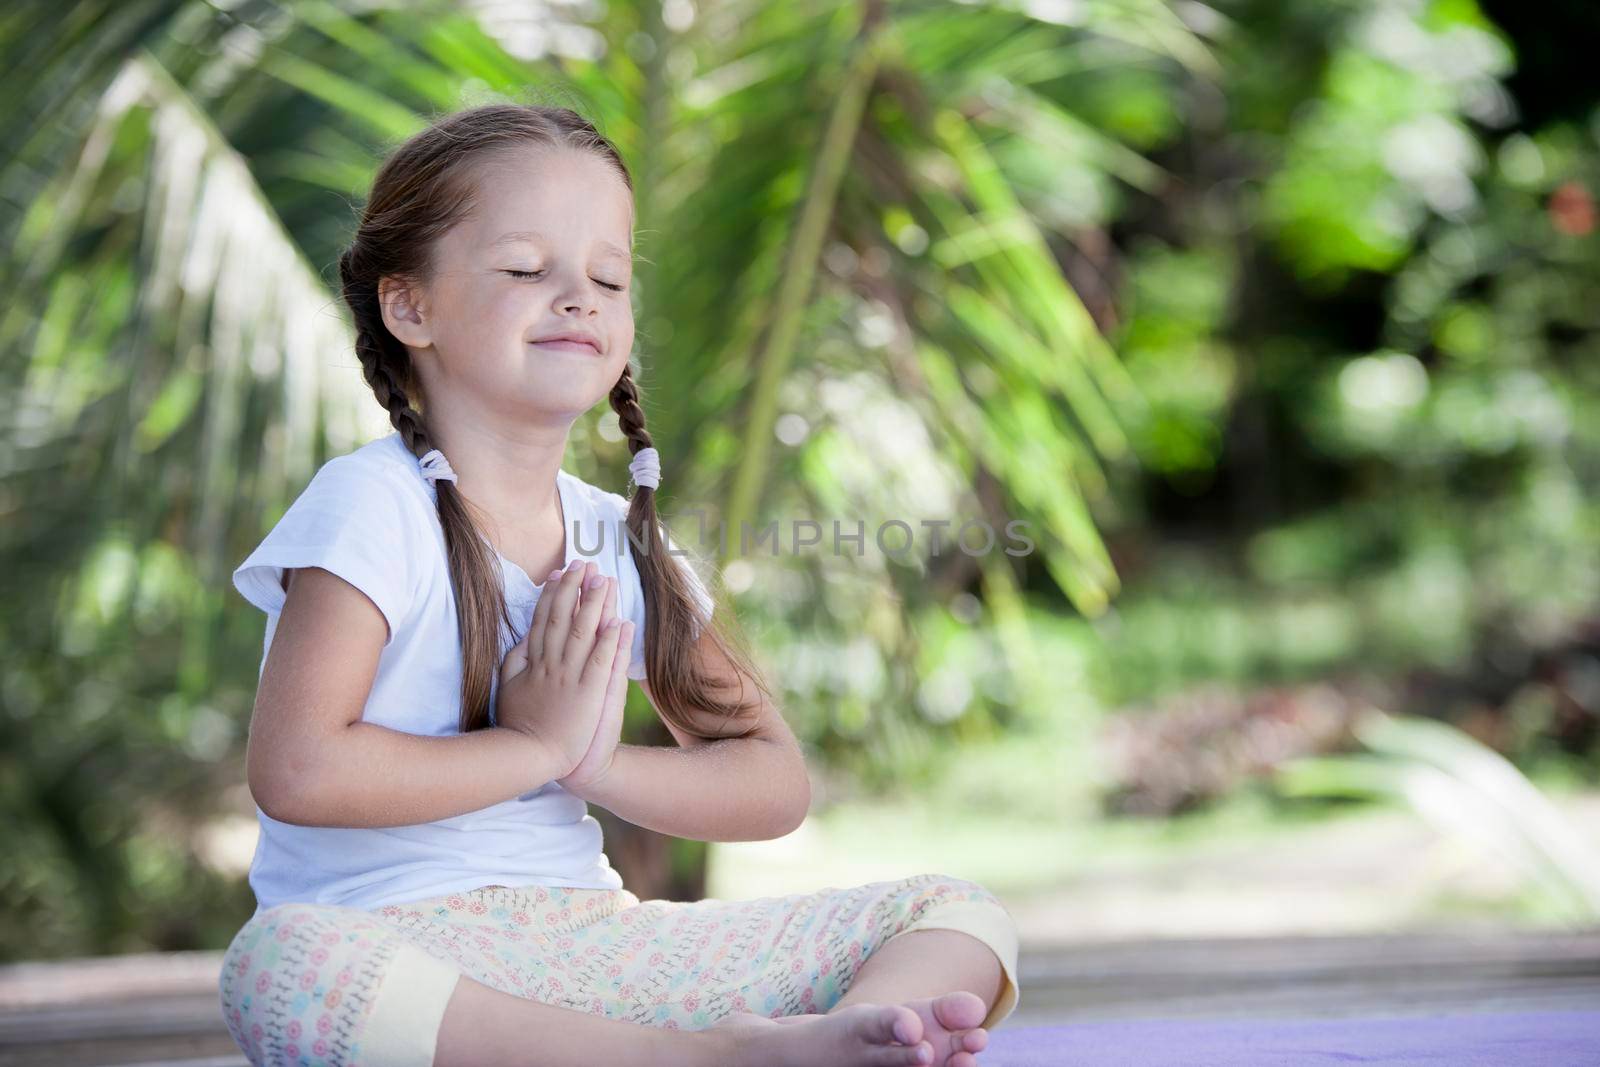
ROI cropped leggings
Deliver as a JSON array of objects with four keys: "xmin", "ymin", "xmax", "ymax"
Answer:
[{"xmin": 217, "ymin": 872, "xmax": 1021, "ymax": 1066}]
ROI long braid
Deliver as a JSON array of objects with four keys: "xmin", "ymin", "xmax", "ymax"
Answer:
[
  {"xmin": 606, "ymin": 365, "xmax": 766, "ymax": 732},
  {"xmin": 339, "ymin": 245, "xmax": 511, "ymax": 732},
  {"xmin": 608, "ymin": 364, "xmax": 654, "ymax": 481}
]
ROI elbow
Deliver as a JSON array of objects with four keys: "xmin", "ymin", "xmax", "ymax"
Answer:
[
  {"xmin": 774, "ymin": 761, "xmax": 812, "ymax": 838},
  {"xmin": 251, "ymin": 775, "xmax": 301, "ymax": 824},
  {"xmin": 248, "ymin": 746, "xmax": 332, "ymax": 827},
  {"xmin": 254, "ymin": 790, "xmax": 305, "ymax": 826},
  {"xmin": 251, "ymin": 774, "xmax": 324, "ymax": 827},
  {"xmin": 794, "ymin": 766, "xmax": 813, "ymax": 829},
  {"xmin": 256, "ymin": 784, "xmax": 345, "ymax": 828},
  {"xmin": 732, "ymin": 748, "xmax": 810, "ymax": 842}
]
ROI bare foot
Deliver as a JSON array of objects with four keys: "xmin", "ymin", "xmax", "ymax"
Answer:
[
  {"xmin": 711, "ymin": 1005, "xmax": 935, "ymax": 1066},
  {"xmin": 894, "ymin": 991, "xmax": 990, "ymax": 1067}
]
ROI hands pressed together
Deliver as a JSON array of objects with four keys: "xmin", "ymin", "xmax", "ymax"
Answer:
[{"xmin": 496, "ymin": 559, "xmax": 633, "ymax": 794}]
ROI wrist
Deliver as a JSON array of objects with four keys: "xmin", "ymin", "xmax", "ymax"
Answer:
[
  {"xmin": 560, "ymin": 744, "xmax": 624, "ymax": 801},
  {"xmin": 498, "ymin": 726, "xmax": 569, "ymax": 788}
]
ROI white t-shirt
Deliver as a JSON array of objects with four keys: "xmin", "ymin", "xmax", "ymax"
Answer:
[{"xmin": 232, "ymin": 431, "xmax": 712, "ymax": 914}]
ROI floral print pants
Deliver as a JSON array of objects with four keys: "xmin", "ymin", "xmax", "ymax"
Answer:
[{"xmin": 217, "ymin": 872, "xmax": 1020, "ymax": 1066}]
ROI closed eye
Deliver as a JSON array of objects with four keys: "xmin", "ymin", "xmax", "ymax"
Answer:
[{"xmin": 506, "ymin": 269, "xmax": 625, "ymax": 292}]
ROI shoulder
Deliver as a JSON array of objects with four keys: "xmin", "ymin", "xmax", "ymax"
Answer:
[
  {"xmin": 290, "ymin": 434, "xmax": 439, "ymax": 531},
  {"xmin": 232, "ymin": 433, "xmax": 433, "ymax": 639},
  {"xmin": 330, "ymin": 432, "xmax": 434, "ymax": 505}
]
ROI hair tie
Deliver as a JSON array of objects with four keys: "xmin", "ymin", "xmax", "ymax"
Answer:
[
  {"xmin": 418, "ymin": 448, "xmax": 458, "ymax": 485},
  {"xmin": 629, "ymin": 446, "xmax": 661, "ymax": 490}
]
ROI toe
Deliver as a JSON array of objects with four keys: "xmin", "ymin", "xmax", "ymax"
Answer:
[
  {"xmin": 889, "ymin": 1004, "xmax": 924, "ymax": 1046},
  {"xmin": 856, "ymin": 1003, "xmax": 924, "ymax": 1048},
  {"xmin": 959, "ymin": 1025, "xmax": 988, "ymax": 1053},
  {"xmin": 873, "ymin": 1041, "xmax": 932, "ymax": 1066},
  {"xmin": 930, "ymin": 991, "xmax": 987, "ymax": 1032},
  {"xmin": 948, "ymin": 1053, "xmax": 978, "ymax": 1067}
]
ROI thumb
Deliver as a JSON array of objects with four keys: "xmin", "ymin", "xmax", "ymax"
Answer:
[{"xmin": 501, "ymin": 633, "xmax": 529, "ymax": 683}]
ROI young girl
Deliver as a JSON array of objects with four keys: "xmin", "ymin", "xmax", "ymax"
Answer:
[{"xmin": 218, "ymin": 103, "xmax": 1020, "ymax": 1067}]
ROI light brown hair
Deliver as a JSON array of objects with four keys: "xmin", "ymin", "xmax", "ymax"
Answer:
[{"xmin": 336, "ymin": 103, "xmax": 766, "ymax": 740}]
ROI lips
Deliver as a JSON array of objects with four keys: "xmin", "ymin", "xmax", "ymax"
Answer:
[{"xmin": 531, "ymin": 335, "xmax": 602, "ymax": 355}]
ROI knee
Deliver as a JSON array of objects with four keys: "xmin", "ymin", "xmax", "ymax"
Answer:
[
  {"xmin": 896, "ymin": 873, "xmax": 1019, "ymax": 958},
  {"xmin": 218, "ymin": 902, "xmax": 383, "ymax": 1064},
  {"xmin": 901, "ymin": 872, "xmax": 1007, "ymax": 913}
]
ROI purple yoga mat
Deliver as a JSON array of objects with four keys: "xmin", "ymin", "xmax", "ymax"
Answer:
[{"xmin": 981, "ymin": 1010, "xmax": 1600, "ymax": 1066}]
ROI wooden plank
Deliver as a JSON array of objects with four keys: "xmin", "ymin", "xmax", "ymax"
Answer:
[
  {"xmin": 0, "ymin": 952, "xmax": 226, "ymax": 1011},
  {"xmin": 0, "ymin": 1040, "xmax": 244, "ymax": 1067},
  {"xmin": 1009, "ymin": 971, "xmax": 1600, "ymax": 1025},
  {"xmin": 1, "ymin": 930, "xmax": 1597, "ymax": 1064},
  {"xmin": 1017, "ymin": 928, "xmax": 1600, "ymax": 983}
]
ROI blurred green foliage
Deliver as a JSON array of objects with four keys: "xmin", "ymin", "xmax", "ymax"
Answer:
[{"xmin": 1, "ymin": 0, "xmax": 1596, "ymax": 959}]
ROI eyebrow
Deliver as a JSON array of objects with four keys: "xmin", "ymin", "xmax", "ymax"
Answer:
[{"xmin": 489, "ymin": 230, "xmax": 632, "ymax": 263}]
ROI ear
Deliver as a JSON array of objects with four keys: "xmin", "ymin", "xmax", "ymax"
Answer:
[{"xmin": 377, "ymin": 273, "xmax": 433, "ymax": 349}]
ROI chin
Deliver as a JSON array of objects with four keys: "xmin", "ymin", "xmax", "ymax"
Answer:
[{"xmin": 521, "ymin": 382, "xmax": 608, "ymax": 417}]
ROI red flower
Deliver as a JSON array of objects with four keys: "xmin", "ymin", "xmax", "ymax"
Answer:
[{"xmin": 1550, "ymin": 181, "xmax": 1595, "ymax": 236}]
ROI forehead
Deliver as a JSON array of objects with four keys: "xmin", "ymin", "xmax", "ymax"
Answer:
[
  {"xmin": 464, "ymin": 148, "xmax": 633, "ymax": 261},
  {"xmin": 490, "ymin": 229, "xmax": 630, "ymax": 263}
]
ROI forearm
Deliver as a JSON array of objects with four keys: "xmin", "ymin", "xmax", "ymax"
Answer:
[
  {"xmin": 252, "ymin": 722, "xmax": 559, "ymax": 829},
  {"xmin": 570, "ymin": 739, "xmax": 810, "ymax": 842}
]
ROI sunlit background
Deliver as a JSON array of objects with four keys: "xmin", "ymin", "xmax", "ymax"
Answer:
[{"xmin": 2, "ymin": 0, "xmax": 1597, "ymax": 968}]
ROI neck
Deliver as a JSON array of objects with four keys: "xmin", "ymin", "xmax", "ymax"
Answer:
[{"xmin": 421, "ymin": 416, "xmax": 569, "ymax": 538}]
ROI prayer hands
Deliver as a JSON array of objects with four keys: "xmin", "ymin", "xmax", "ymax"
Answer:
[{"xmin": 497, "ymin": 560, "xmax": 631, "ymax": 788}]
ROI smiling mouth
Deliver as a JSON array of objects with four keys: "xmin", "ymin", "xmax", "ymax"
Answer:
[{"xmin": 531, "ymin": 339, "xmax": 602, "ymax": 355}]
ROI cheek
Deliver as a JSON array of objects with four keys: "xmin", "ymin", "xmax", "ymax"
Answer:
[
  {"xmin": 437, "ymin": 288, "xmax": 514, "ymax": 347},
  {"xmin": 612, "ymin": 315, "xmax": 635, "ymax": 355},
  {"xmin": 484, "ymin": 292, "xmax": 528, "ymax": 328}
]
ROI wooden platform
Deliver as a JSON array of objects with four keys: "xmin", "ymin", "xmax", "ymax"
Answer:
[{"xmin": 2, "ymin": 928, "xmax": 1598, "ymax": 1065}]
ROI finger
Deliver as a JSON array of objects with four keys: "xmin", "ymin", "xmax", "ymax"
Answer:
[
  {"xmin": 600, "ymin": 616, "xmax": 632, "ymax": 687},
  {"xmin": 526, "ymin": 566, "xmax": 566, "ymax": 662},
  {"xmin": 564, "ymin": 566, "xmax": 609, "ymax": 668},
  {"xmin": 541, "ymin": 559, "xmax": 587, "ymax": 665},
  {"xmin": 607, "ymin": 618, "xmax": 633, "ymax": 693},
  {"xmin": 584, "ymin": 617, "xmax": 626, "ymax": 683},
  {"xmin": 591, "ymin": 625, "xmax": 632, "ymax": 749},
  {"xmin": 582, "ymin": 617, "xmax": 623, "ymax": 683},
  {"xmin": 594, "ymin": 573, "xmax": 618, "ymax": 647},
  {"xmin": 601, "ymin": 570, "xmax": 617, "ymax": 626}
]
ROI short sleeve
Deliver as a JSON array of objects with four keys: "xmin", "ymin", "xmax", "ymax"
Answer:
[
  {"xmin": 232, "ymin": 456, "xmax": 420, "ymax": 646},
  {"xmin": 609, "ymin": 495, "xmax": 715, "ymax": 683}
]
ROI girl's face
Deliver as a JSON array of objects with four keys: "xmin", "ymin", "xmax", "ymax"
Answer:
[{"xmin": 404, "ymin": 144, "xmax": 636, "ymax": 422}]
